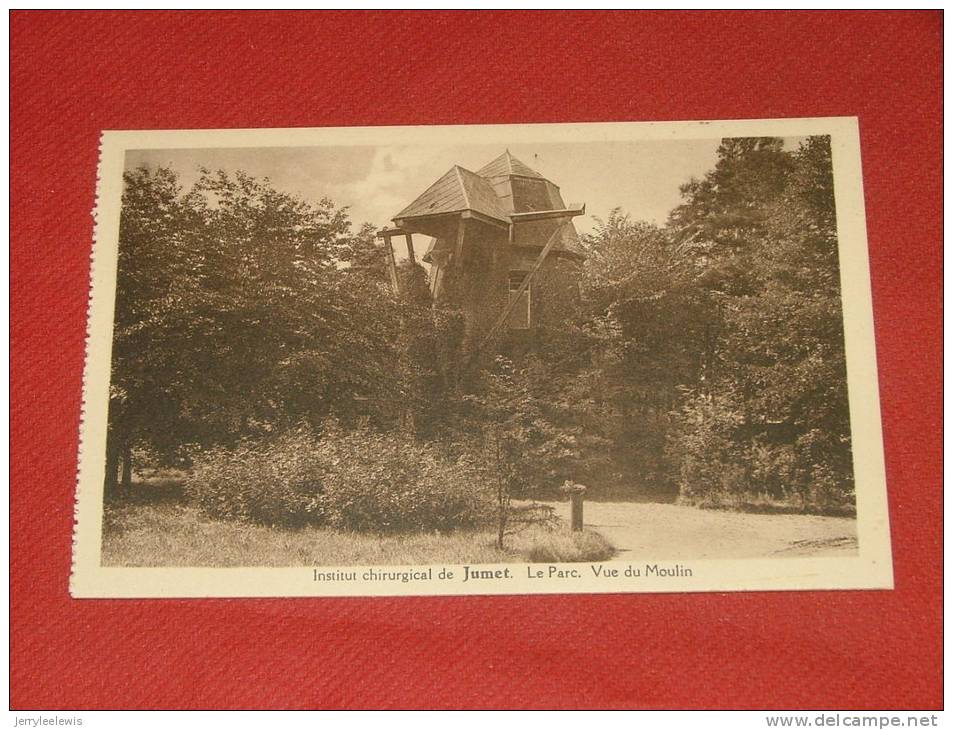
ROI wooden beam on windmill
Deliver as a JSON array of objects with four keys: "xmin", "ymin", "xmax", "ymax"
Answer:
[
  {"xmin": 378, "ymin": 229, "xmax": 400, "ymax": 294},
  {"xmin": 453, "ymin": 217, "xmax": 466, "ymax": 270}
]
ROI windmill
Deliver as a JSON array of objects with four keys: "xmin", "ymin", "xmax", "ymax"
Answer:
[{"xmin": 378, "ymin": 151, "xmax": 586, "ymax": 363}]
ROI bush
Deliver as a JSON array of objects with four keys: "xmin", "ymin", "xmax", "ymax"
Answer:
[
  {"xmin": 316, "ymin": 425, "xmax": 493, "ymax": 532},
  {"xmin": 795, "ymin": 429, "xmax": 855, "ymax": 512},
  {"xmin": 666, "ymin": 390, "xmax": 744, "ymax": 503},
  {"xmin": 185, "ymin": 424, "xmax": 493, "ymax": 532},
  {"xmin": 667, "ymin": 390, "xmax": 855, "ymax": 514},
  {"xmin": 184, "ymin": 428, "xmax": 324, "ymax": 527}
]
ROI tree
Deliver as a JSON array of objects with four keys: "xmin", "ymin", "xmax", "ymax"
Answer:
[
  {"xmin": 106, "ymin": 166, "xmax": 198, "ymax": 495},
  {"xmin": 666, "ymin": 136, "xmax": 853, "ymax": 509},
  {"xmin": 464, "ymin": 356, "xmax": 591, "ymax": 548},
  {"xmin": 578, "ymin": 211, "xmax": 712, "ymax": 489},
  {"xmin": 106, "ymin": 166, "xmax": 402, "ymax": 497},
  {"xmin": 722, "ymin": 136, "xmax": 853, "ymax": 504}
]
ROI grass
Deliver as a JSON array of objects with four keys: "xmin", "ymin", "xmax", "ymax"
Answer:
[
  {"xmin": 521, "ymin": 528, "xmax": 616, "ymax": 563},
  {"xmin": 101, "ymin": 501, "xmax": 615, "ymax": 567}
]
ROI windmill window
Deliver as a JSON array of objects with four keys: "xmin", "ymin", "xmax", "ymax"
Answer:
[{"xmin": 507, "ymin": 270, "xmax": 532, "ymax": 330}]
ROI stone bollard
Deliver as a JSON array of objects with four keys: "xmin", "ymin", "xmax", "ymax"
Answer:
[{"xmin": 560, "ymin": 482, "xmax": 587, "ymax": 531}]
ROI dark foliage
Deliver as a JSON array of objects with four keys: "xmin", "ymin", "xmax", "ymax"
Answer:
[
  {"xmin": 664, "ymin": 137, "xmax": 853, "ymax": 510},
  {"xmin": 184, "ymin": 428, "xmax": 325, "ymax": 527},
  {"xmin": 316, "ymin": 423, "xmax": 493, "ymax": 532},
  {"xmin": 107, "ymin": 167, "xmax": 403, "ymax": 496},
  {"xmin": 117, "ymin": 137, "xmax": 854, "ymax": 520}
]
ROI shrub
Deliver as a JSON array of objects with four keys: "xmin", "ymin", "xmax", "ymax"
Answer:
[
  {"xmin": 795, "ymin": 429, "xmax": 855, "ymax": 512},
  {"xmin": 184, "ymin": 428, "xmax": 324, "ymax": 527},
  {"xmin": 667, "ymin": 390, "xmax": 855, "ymax": 514},
  {"xmin": 185, "ymin": 423, "xmax": 493, "ymax": 532},
  {"xmin": 316, "ymin": 425, "xmax": 493, "ymax": 532},
  {"xmin": 666, "ymin": 390, "xmax": 744, "ymax": 503}
]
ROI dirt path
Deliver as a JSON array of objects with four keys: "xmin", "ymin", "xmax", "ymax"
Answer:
[{"xmin": 544, "ymin": 500, "xmax": 857, "ymax": 559}]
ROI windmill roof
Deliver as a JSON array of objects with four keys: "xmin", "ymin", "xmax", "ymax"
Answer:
[
  {"xmin": 392, "ymin": 151, "xmax": 585, "ymax": 260},
  {"xmin": 394, "ymin": 165, "xmax": 510, "ymax": 223},
  {"xmin": 476, "ymin": 150, "xmax": 546, "ymax": 179},
  {"xmin": 457, "ymin": 166, "xmax": 511, "ymax": 220}
]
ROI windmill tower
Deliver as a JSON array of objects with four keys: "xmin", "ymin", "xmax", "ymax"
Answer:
[{"xmin": 379, "ymin": 151, "xmax": 586, "ymax": 362}]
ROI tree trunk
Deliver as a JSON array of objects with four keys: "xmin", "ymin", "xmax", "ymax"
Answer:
[
  {"xmin": 620, "ymin": 396, "xmax": 632, "ymax": 438},
  {"xmin": 497, "ymin": 490, "xmax": 508, "ymax": 551},
  {"xmin": 104, "ymin": 434, "xmax": 120, "ymax": 500},
  {"xmin": 495, "ymin": 439, "xmax": 508, "ymax": 550},
  {"xmin": 120, "ymin": 442, "xmax": 133, "ymax": 493}
]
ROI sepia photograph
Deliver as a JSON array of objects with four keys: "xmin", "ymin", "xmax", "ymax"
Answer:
[{"xmin": 71, "ymin": 118, "xmax": 892, "ymax": 597}]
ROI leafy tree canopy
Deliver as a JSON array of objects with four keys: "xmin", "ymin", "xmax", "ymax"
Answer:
[{"xmin": 108, "ymin": 166, "xmax": 402, "ymax": 485}]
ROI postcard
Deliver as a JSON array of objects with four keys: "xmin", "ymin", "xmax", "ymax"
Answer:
[{"xmin": 71, "ymin": 117, "xmax": 892, "ymax": 597}]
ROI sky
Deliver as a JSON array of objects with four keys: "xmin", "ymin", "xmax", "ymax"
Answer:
[{"xmin": 124, "ymin": 137, "xmax": 800, "ymax": 261}]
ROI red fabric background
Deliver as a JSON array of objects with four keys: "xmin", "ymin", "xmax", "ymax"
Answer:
[{"xmin": 10, "ymin": 10, "xmax": 942, "ymax": 710}]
